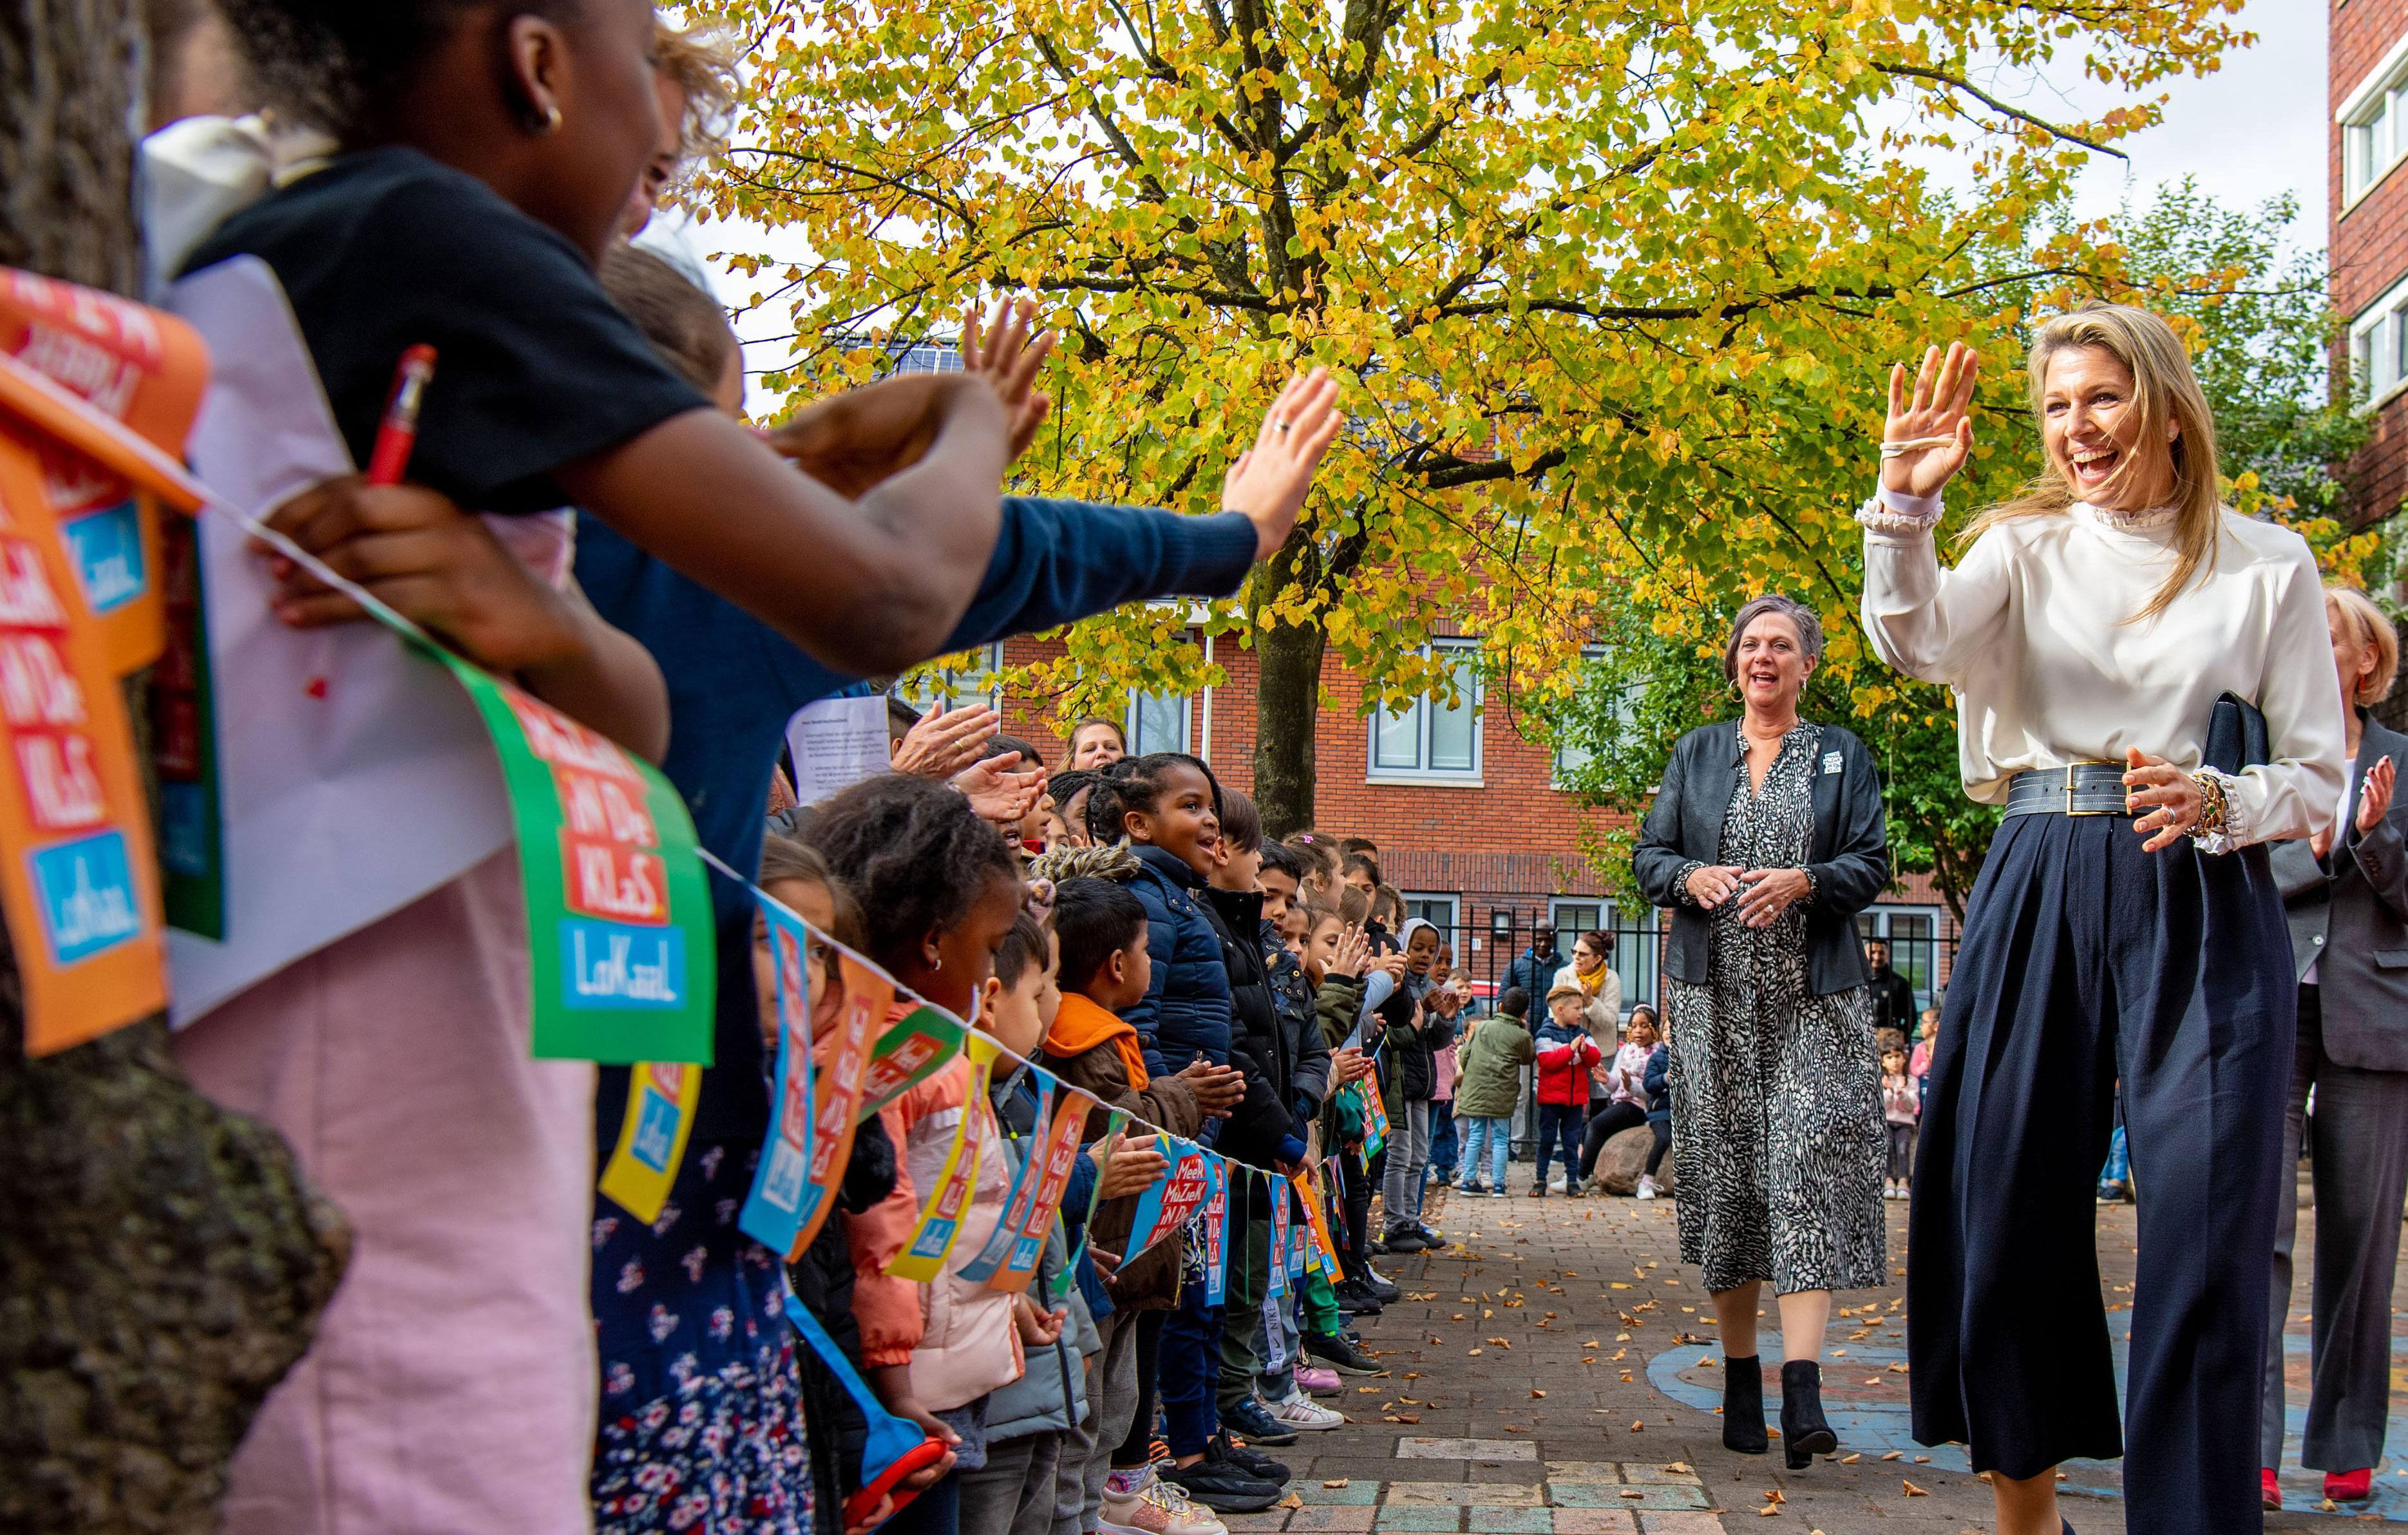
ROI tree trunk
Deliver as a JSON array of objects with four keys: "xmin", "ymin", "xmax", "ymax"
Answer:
[
  {"xmin": 1253, "ymin": 617, "xmax": 1325, "ymax": 839},
  {"xmin": 0, "ymin": 8, "xmax": 348, "ymax": 1532}
]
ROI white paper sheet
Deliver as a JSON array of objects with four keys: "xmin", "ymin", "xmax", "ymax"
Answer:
[
  {"xmin": 163, "ymin": 257, "xmax": 512, "ymax": 1025},
  {"xmin": 784, "ymin": 695, "xmax": 890, "ymax": 806}
]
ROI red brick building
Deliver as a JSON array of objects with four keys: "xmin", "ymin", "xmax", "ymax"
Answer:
[
  {"xmin": 942, "ymin": 628, "xmax": 1960, "ymax": 1016},
  {"xmin": 2335, "ymin": 0, "xmax": 2408, "ymax": 524}
]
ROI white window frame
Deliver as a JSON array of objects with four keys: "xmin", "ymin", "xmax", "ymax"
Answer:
[
  {"xmin": 1365, "ymin": 639, "xmax": 1484, "ymax": 787},
  {"xmin": 896, "ymin": 641, "xmax": 1004, "ymax": 715},
  {"xmin": 2349, "ymin": 269, "xmax": 2408, "ymax": 415},
  {"xmin": 2339, "ymin": 29, "xmax": 2408, "ymax": 211}
]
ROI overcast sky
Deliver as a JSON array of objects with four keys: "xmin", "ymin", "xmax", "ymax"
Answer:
[{"xmin": 2052, "ymin": 0, "xmax": 2329, "ymax": 239}]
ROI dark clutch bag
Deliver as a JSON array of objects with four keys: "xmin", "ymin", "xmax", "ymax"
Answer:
[{"xmin": 2203, "ymin": 691, "xmax": 2270, "ymax": 775}]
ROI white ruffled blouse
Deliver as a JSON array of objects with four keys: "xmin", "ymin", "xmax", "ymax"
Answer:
[{"xmin": 1857, "ymin": 484, "xmax": 2347, "ymax": 849}]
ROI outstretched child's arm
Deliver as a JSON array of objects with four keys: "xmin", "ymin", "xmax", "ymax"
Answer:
[
  {"xmin": 561, "ymin": 382, "xmax": 1009, "ymax": 679},
  {"xmin": 261, "ymin": 480, "xmax": 668, "ymax": 760}
]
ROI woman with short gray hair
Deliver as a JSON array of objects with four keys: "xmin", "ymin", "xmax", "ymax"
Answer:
[{"xmin": 1632, "ymin": 592, "xmax": 1891, "ymax": 1470}]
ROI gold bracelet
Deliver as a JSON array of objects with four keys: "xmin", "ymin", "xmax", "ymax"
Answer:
[{"xmin": 2189, "ymin": 771, "xmax": 2228, "ymax": 839}]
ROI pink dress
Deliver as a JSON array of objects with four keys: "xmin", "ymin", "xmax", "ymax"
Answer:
[
  {"xmin": 173, "ymin": 511, "xmax": 598, "ymax": 1534},
  {"xmin": 175, "ymin": 851, "xmax": 596, "ymax": 1535}
]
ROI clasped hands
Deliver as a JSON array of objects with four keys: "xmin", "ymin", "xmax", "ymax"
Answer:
[{"xmin": 1684, "ymin": 864, "xmax": 1810, "ymax": 928}]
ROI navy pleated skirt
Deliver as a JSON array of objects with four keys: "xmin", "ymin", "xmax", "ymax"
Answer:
[{"xmin": 1906, "ymin": 811, "xmax": 2292, "ymax": 1533}]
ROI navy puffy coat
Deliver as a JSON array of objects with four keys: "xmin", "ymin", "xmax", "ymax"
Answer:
[
  {"xmin": 1122, "ymin": 843, "xmax": 1234, "ymax": 1078},
  {"xmin": 1642, "ymin": 1043, "xmax": 1672, "ymax": 1125}
]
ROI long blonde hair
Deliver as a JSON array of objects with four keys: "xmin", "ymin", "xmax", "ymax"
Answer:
[{"xmin": 1962, "ymin": 303, "xmax": 2223, "ymax": 622}]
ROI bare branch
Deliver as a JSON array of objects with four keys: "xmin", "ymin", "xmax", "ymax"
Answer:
[{"xmin": 1873, "ymin": 62, "xmax": 2130, "ymax": 160}]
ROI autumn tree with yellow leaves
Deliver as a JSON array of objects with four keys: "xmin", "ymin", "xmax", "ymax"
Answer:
[{"xmin": 700, "ymin": 0, "xmax": 2252, "ymax": 836}]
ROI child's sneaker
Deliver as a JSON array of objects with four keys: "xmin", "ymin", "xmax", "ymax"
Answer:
[
  {"xmin": 1492, "ymin": 1183, "xmax": 1510, "ymax": 1198},
  {"xmin": 1268, "ymin": 1389, "xmax": 1347, "ymax": 1433},
  {"xmin": 1103, "ymin": 1466, "xmax": 1229, "ymax": 1535},
  {"xmin": 1636, "ymin": 1175, "xmax": 1659, "ymax": 1201},
  {"xmin": 1304, "ymin": 1330, "xmax": 1387, "ymax": 1376},
  {"xmin": 1296, "ymin": 1364, "xmax": 1344, "ymax": 1396}
]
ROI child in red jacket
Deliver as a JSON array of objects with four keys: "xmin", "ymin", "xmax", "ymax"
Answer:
[{"xmin": 1531, "ymin": 983, "xmax": 1601, "ymax": 1198}]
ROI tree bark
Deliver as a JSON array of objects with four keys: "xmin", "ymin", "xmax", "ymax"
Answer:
[
  {"xmin": 1253, "ymin": 617, "xmax": 1324, "ymax": 838},
  {"xmin": 0, "ymin": 6, "xmax": 348, "ymax": 1531}
]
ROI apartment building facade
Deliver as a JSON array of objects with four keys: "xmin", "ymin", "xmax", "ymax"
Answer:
[{"xmin": 2336, "ymin": 0, "xmax": 2408, "ymax": 524}]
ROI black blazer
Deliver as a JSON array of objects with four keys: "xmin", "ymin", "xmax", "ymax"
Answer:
[
  {"xmin": 2273, "ymin": 710, "xmax": 2408, "ymax": 1071},
  {"xmin": 1632, "ymin": 720, "xmax": 1891, "ymax": 996}
]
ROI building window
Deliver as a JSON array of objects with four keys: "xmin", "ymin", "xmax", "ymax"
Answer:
[
  {"xmin": 1401, "ymin": 893, "xmax": 1461, "ymax": 957},
  {"xmin": 895, "ymin": 641, "xmax": 1003, "ymax": 715},
  {"xmin": 1552, "ymin": 643, "xmax": 1646, "ymax": 787},
  {"xmin": 1369, "ymin": 640, "xmax": 1481, "ymax": 783},
  {"xmin": 2350, "ymin": 271, "xmax": 2408, "ymax": 413},
  {"xmin": 1855, "ymin": 907, "xmax": 1943, "ymax": 1013},
  {"xmin": 889, "ymin": 341, "xmax": 965, "ymax": 375},
  {"xmin": 1126, "ymin": 688, "xmax": 1192, "ymax": 756},
  {"xmin": 2342, "ymin": 34, "xmax": 2408, "ymax": 208}
]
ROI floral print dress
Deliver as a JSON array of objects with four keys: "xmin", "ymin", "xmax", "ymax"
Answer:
[{"xmin": 591, "ymin": 1140, "xmax": 814, "ymax": 1534}]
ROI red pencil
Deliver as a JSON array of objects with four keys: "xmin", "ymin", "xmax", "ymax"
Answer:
[
  {"xmin": 366, "ymin": 344, "xmax": 437, "ymax": 485},
  {"xmin": 304, "ymin": 345, "xmax": 436, "ymax": 701}
]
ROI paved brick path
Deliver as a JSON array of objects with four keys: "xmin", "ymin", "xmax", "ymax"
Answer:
[{"xmin": 1224, "ymin": 1177, "xmax": 2402, "ymax": 1532}]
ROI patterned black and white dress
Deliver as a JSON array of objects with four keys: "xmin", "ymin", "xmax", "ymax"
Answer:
[{"xmin": 1664, "ymin": 722, "xmax": 1886, "ymax": 1295}]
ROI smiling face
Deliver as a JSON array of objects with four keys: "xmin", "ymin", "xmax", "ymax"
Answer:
[
  {"xmin": 1573, "ymin": 935, "xmax": 1604, "ymax": 972},
  {"xmin": 2039, "ymin": 343, "xmax": 2177, "ymax": 513},
  {"xmin": 1734, "ymin": 611, "xmax": 1814, "ymax": 715},
  {"xmin": 1125, "ymin": 762, "xmax": 1220, "ymax": 876}
]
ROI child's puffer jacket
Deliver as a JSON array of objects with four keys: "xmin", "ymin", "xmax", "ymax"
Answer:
[
  {"xmin": 1533, "ymin": 1015, "xmax": 1601, "ymax": 1107},
  {"xmin": 1121, "ymin": 843, "xmax": 1234, "ymax": 1078},
  {"xmin": 845, "ymin": 1053, "xmax": 1023, "ymax": 1413}
]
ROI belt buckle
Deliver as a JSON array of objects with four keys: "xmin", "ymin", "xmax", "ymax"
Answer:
[{"xmin": 2063, "ymin": 760, "xmax": 2117, "ymax": 816}]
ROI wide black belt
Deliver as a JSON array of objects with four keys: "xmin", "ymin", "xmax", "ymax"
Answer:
[{"xmin": 2002, "ymin": 762, "xmax": 2134, "ymax": 818}]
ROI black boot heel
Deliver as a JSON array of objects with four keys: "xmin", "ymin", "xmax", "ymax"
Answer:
[
  {"xmin": 1721, "ymin": 1355, "xmax": 1767, "ymax": 1455},
  {"xmin": 1779, "ymin": 1359, "xmax": 1837, "ymax": 1469}
]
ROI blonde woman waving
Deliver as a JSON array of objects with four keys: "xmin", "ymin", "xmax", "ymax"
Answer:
[{"xmin": 1862, "ymin": 305, "xmax": 2345, "ymax": 1535}]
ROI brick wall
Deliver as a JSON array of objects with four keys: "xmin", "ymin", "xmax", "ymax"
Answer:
[
  {"xmin": 992, "ymin": 634, "xmax": 1962, "ymax": 1000},
  {"xmin": 2333, "ymin": 0, "xmax": 2408, "ymax": 525}
]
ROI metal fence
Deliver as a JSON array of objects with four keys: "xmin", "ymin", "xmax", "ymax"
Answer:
[{"xmin": 1428, "ymin": 902, "xmax": 1955, "ymax": 1166}]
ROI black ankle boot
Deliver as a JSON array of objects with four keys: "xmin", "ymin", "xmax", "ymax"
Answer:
[
  {"xmin": 1779, "ymin": 1359, "xmax": 1837, "ymax": 1468},
  {"xmin": 1721, "ymin": 1355, "xmax": 1767, "ymax": 1454}
]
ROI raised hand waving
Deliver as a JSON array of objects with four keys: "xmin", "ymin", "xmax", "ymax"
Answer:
[{"xmin": 1881, "ymin": 341, "xmax": 1978, "ymax": 500}]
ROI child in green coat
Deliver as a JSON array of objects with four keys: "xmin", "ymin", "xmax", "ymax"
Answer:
[{"xmin": 1452, "ymin": 988, "xmax": 1535, "ymax": 1196}]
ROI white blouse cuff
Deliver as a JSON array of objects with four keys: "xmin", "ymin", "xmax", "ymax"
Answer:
[
  {"xmin": 2191, "ymin": 768, "xmax": 2246, "ymax": 855},
  {"xmin": 1856, "ymin": 484, "xmax": 1944, "ymax": 536}
]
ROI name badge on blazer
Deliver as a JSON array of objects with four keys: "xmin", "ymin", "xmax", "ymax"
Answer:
[{"xmin": 1823, "ymin": 751, "xmax": 1843, "ymax": 775}]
